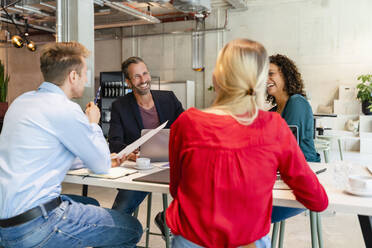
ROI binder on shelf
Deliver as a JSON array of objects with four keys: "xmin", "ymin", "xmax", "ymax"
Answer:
[{"xmin": 99, "ymin": 71, "xmax": 127, "ymax": 137}]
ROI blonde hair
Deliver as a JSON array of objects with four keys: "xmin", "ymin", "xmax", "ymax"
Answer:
[
  {"xmin": 212, "ymin": 39, "xmax": 268, "ymax": 125},
  {"xmin": 40, "ymin": 42, "xmax": 90, "ymax": 86}
]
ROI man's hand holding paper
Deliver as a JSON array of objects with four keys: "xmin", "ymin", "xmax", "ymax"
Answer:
[{"xmin": 110, "ymin": 153, "xmax": 127, "ymax": 167}]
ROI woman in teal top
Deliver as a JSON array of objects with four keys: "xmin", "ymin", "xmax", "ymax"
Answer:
[
  {"xmin": 267, "ymin": 54, "xmax": 320, "ymax": 223},
  {"xmin": 270, "ymin": 94, "xmax": 320, "ymax": 162},
  {"xmin": 267, "ymin": 54, "xmax": 320, "ymax": 162}
]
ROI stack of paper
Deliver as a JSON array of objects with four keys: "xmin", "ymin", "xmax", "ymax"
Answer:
[{"xmin": 67, "ymin": 167, "xmax": 137, "ymax": 179}]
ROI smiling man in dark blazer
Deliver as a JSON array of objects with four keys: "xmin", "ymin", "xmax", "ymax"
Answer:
[{"xmin": 108, "ymin": 56, "xmax": 184, "ymax": 215}]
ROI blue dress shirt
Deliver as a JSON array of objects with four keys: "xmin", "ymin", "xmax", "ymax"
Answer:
[{"xmin": 0, "ymin": 82, "xmax": 111, "ymax": 218}]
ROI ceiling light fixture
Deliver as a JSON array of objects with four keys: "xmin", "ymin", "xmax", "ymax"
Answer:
[
  {"xmin": 11, "ymin": 35, "xmax": 23, "ymax": 48},
  {"xmin": 1, "ymin": 4, "xmax": 37, "ymax": 52},
  {"xmin": 26, "ymin": 40, "xmax": 36, "ymax": 52}
]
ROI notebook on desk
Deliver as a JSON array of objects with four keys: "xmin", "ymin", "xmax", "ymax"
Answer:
[{"xmin": 133, "ymin": 169, "xmax": 170, "ymax": 185}]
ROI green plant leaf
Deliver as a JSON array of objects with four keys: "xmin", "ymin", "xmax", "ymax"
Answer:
[
  {"xmin": 0, "ymin": 60, "xmax": 10, "ymax": 102},
  {"xmin": 356, "ymin": 74, "xmax": 372, "ymax": 102},
  {"xmin": 207, "ymin": 85, "xmax": 214, "ymax": 91}
]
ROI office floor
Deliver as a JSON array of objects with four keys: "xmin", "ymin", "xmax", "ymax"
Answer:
[{"xmin": 62, "ymin": 151, "xmax": 372, "ymax": 248}]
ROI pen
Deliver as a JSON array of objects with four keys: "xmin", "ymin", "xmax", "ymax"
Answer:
[
  {"xmin": 124, "ymin": 171, "xmax": 139, "ymax": 177},
  {"xmin": 315, "ymin": 168, "xmax": 327, "ymax": 175},
  {"xmin": 94, "ymin": 86, "xmax": 101, "ymax": 104}
]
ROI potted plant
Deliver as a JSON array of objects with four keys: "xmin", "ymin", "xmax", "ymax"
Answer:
[
  {"xmin": 0, "ymin": 60, "xmax": 10, "ymax": 118},
  {"xmin": 356, "ymin": 74, "xmax": 372, "ymax": 115}
]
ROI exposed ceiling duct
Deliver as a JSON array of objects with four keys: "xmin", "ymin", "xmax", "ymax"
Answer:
[
  {"xmin": 101, "ymin": 0, "xmax": 160, "ymax": 24},
  {"xmin": 172, "ymin": 0, "xmax": 211, "ymax": 13},
  {"xmin": 0, "ymin": 0, "xmax": 246, "ymax": 35},
  {"xmin": 0, "ymin": 16, "xmax": 54, "ymax": 32},
  {"xmin": 225, "ymin": 0, "xmax": 247, "ymax": 9}
]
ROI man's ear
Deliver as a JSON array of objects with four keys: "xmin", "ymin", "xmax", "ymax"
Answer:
[
  {"xmin": 68, "ymin": 70, "xmax": 77, "ymax": 84},
  {"xmin": 125, "ymin": 78, "xmax": 132, "ymax": 89}
]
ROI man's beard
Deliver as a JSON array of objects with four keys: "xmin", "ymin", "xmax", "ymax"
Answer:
[{"xmin": 132, "ymin": 79, "xmax": 151, "ymax": 95}]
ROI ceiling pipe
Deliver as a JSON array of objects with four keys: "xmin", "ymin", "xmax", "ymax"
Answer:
[
  {"xmin": 6, "ymin": 6, "xmax": 23, "ymax": 13},
  {"xmin": 40, "ymin": 1, "xmax": 56, "ymax": 10},
  {"xmin": 56, "ymin": 0, "xmax": 62, "ymax": 41},
  {"xmin": 94, "ymin": 19, "xmax": 149, "ymax": 29},
  {"xmin": 4, "ymin": 0, "xmax": 22, "ymax": 8},
  {"xmin": 112, "ymin": 27, "xmax": 227, "ymax": 39},
  {"xmin": 225, "ymin": 0, "xmax": 247, "ymax": 9},
  {"xmin": 0, "ymin": 16, "xmax": 55, "ymax": 32},
  {"xmin": 102, "ymin": 0, "xmax": 160, "ymax": 24},
  {"xmin": 94, "ymin": 0, "xmax": 104, "ymax": 6},
  {"xmin": 14, "ymin": 4, "xmax": 51, "ymax": 17}
]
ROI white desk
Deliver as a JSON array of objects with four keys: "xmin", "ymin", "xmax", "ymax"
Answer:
[
  {"xmin": 64, "ymin": 162, "xmax": 372, "ymax": 215},
  {"xmin": 64, "ymin": 166, "xmax": 169, "ymax": 194},
  {"xmin": 273, "ymin": 162, "xmax": 372, "ymax": 216},
  {"xmin": 63, "ymin": 162, "xmax": 372, "ymax": 248}
]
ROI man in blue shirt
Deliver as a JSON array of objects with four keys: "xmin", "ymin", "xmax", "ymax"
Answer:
[{"xmin": 0, "ymin": 42, "xmax": 142, "ymax": 248}]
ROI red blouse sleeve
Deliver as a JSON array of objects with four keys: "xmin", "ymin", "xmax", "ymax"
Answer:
[
  {"xmin": 276, "ymin": 116, "xmax": 329, "ymax": 212},
  {"xmin": 169, "ymin": 114, "xmax": 184, "ymax": 198}
]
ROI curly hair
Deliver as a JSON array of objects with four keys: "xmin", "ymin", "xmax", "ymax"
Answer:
[{"xmin": 267, "ymin": 54, "xmax": 306, "ymax": 104}]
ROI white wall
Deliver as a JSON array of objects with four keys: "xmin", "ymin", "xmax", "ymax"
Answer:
[
  {"xmin": 217, "ymin": 0, "xmax": 372, "ymax": 111},
  {"xmin": 94, "ymin": 0, "xmax": 372, "ymax": 111}
]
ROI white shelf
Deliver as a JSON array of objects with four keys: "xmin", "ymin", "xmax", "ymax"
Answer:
[
  {"xmin": 360, "ymin": 115, "xmax": 372, "ymax": 133},
  {"xmin": 316, "ymin": 114, "xmax": 372, "ymax": 154}
]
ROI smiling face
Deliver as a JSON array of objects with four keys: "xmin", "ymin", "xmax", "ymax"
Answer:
[
  {"xmin": 267, "ymin": 63, "xmax": 288, "ymax": 99},
  {"xmin": 126, "ymin": 62, "xmax": 151, "ymax": 96}
]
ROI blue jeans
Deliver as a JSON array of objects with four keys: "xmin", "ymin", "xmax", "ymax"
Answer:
[
  {"xmin": 112, "ymin": 189, "xmax": 149, "ymax": 215},
  {"xmin": 63, "ymin": 194, "xmax": 100, "ymax": 206},
  {"xmin": 271, "ymin": 206, "xmax": 305, "ymax": 223},
  {"xmin": 0, "ymin": 195, "xmax": 143, "ymax": 248},
  {"xmin": 172, "ymin": 234, "xmax": 271, "ymax": 248}
]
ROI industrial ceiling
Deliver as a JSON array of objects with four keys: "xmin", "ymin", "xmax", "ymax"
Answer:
[{"xmin": 0, "ymin": 0, "xmax": 247, "ymax": 34}]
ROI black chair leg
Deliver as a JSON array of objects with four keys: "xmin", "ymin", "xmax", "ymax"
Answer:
[
  {"xmin": 358, "ymin": 215, "xmax": 372, "ymax": 248},
  {"xmin": 82, "ymin": 184, "xmax": 88, "ymax": 196}
]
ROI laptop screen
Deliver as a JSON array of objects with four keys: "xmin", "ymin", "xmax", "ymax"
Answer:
[
  {"xmin": 140, "ymin": 129, "xmax": 170, "ymax": 162},
  {"xmin": 288, "ymin": 125, "xmax": 299, "ymax": 144}
]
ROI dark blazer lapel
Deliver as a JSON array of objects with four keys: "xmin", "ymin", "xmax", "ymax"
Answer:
[
  {"xmin": 129, "ymin": 93, "xmax": 144, "ymax": 130},
  {"xmin": 152, "ymin": 91, "xmax": 166, "ymax": 123}
]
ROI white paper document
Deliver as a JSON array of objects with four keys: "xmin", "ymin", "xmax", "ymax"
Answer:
[
  {"xmin": 113, "ymin": 121, "xmax": 168, "ymax": 159},
  {"xmin": 67, "ymin": 167, "xmax": 137, "ymax": 179}
]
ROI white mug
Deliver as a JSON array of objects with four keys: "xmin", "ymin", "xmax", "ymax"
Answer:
[
  {"xmin": 348, "ymin": 175, "xmax": 372, "ymax": 192},
  {"xmin": 136, "ymin": 158, "xmax": 151, "ymax": 169}
]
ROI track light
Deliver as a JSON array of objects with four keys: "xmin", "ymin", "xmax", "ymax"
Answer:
[
  {"xmin": 11, "ymin": 35, "xmax": 23, "ymax": 48},
  {"xmin": 26, "ymin": 40, "xmax": 36, "ymax": 52},
  {"xmin": 11, "ymin": 35, "xmax": 37, "ymax": 52}
]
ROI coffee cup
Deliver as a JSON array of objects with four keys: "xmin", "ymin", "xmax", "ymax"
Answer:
[
  {"xmin": 136, "ymin": 158, "xmax": 151, "ymax": 169},
  {"xmin": 348, "ymin": 175, "xmax": 372, "ymax": 192}
]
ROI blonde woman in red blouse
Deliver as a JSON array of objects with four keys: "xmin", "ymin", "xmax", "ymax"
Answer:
[{"xmin": 165, "ymin": 39, "xmax": 328, "ymax": 248}]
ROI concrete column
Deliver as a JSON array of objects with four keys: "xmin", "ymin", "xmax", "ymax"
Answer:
[{"xmin": 57, "ymin": 0, "xmax": 95, "ymax": 108}]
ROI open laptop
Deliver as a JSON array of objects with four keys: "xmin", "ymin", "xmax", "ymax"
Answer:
[
  {"xmin": 276, "ymin": 125, "xmax": 299, "ymax": 181},
  {"xmin": 140, "ymin": 129, "xmax": 170, "ymax": 162},
  {"xmin": 288, "ymin": 125, "xmax": 299, "ymax": 143}
]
